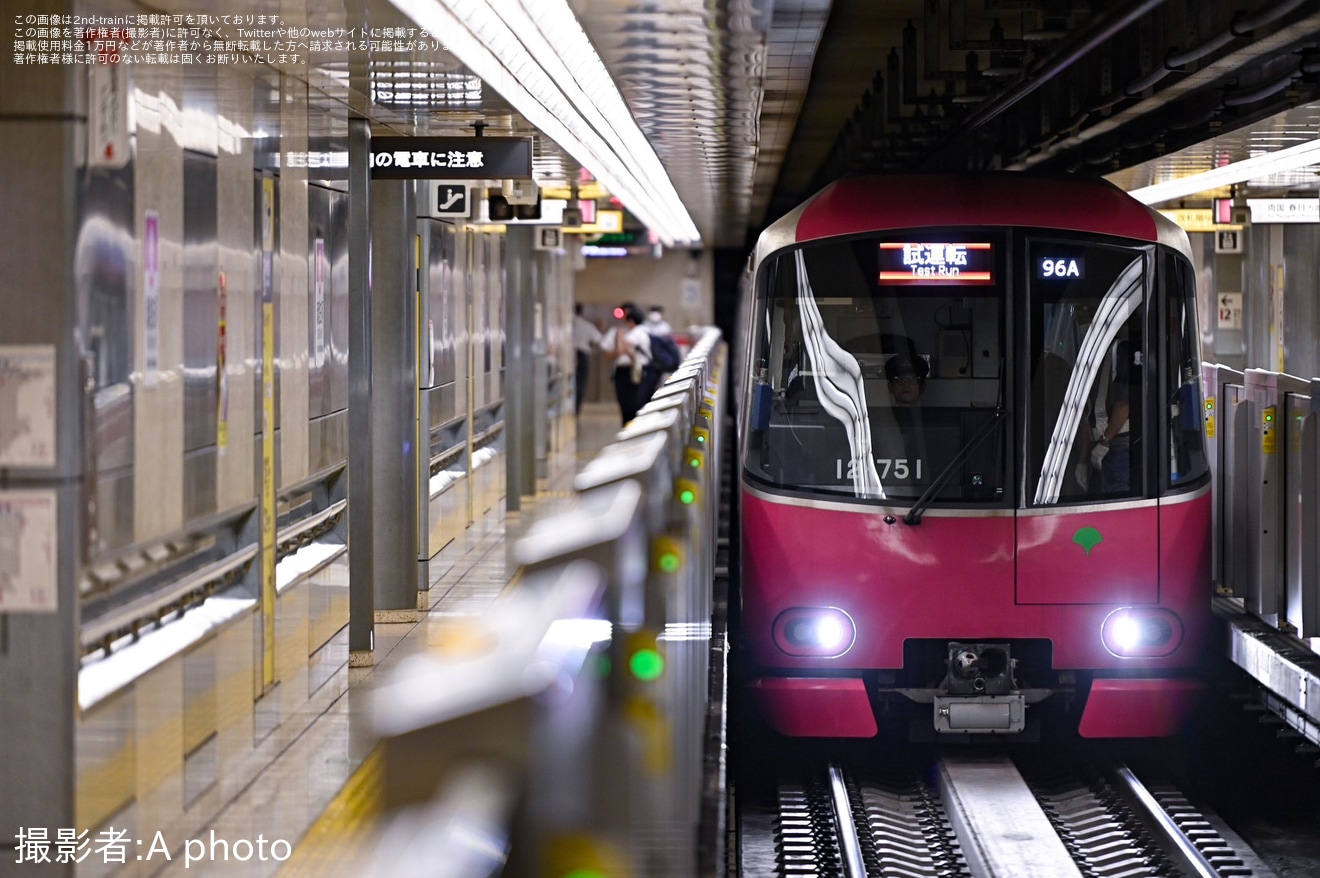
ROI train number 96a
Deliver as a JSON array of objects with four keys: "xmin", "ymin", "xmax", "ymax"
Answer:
[{"xmin": 1038, "ymin": 257, "xmax": 1084, "ymax": 279}]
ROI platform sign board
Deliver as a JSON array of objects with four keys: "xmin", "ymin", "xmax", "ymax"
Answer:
[
  {"xmin": 369, "ymin": 137, "xmax": 532, "ymax": 180},
  {"xmin": 430, "ymin": 182, "xmax": 473, "ymax": 218},
  {"xmin": 1247, "ymin": 199, "xmax": 1319, "ymax": 224},
  {"xmin": 1218, "ymin": 293, "xmax": 1243, "ymax": 330}
]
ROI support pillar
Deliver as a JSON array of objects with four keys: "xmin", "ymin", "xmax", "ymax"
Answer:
[
  {"xmin": 0, "ymin": 3, "xmax": 80, "ymax": 867},
  {"xmin": 369, "ymin": 178, "xmax": 420, "ymax": 617},
  {"xmin": 505, "ymin": 225, "xmax": 537, "ymax": 509},
  {"xmin": 347, "ymin": 116, "xmax": 375, "ymax": 662}
]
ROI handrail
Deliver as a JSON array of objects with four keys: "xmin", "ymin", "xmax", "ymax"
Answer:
[{"xmin": 80, "ymin": 544, "xmax": 258, "ymax": 649}]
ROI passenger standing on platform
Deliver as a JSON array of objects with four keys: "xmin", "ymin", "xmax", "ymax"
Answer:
[
  {"xmin": 572, "ymin": 303, "xmax": 603, "ymax": 414},
  {"xmin": 602, "ymin": 303, "xmax": 659, "ymax": 425}
]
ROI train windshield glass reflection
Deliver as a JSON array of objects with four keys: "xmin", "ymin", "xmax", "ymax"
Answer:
[{"xmin": 746, "ymin": 231, "xmax": 1007, "ymax": 504}]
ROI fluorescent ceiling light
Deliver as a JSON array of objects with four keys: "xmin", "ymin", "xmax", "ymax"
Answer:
[
  {"xmin": 1127, "ymin": 138, "xmax": 1320, "ymax": 205},
  {"xmin": 389, "ymin": 0, "xmax": 702, "ymax": 247}
]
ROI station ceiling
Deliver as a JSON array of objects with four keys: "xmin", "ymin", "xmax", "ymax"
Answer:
[
  {"xmin": 346, "ymin": 0, "xmax": 1320, "ymax": 249},
  {"xmin": 577, "ymin": 0, "xmax": 1320, "ymax": 249}
]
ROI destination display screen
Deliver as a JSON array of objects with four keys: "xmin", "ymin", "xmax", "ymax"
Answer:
[{"xmin": 878, "ymin": 242, "xmax": 993, "ymax": 285}]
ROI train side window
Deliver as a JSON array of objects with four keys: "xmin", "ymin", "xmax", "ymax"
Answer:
[{"xmin": 1162, "ymin": 252, "xmax": 1209, "ymax": 489}]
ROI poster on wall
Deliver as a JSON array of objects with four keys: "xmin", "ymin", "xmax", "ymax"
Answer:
[
  {"xmin": 0, "ymin": 344, "xmax": 57, "ymax": 468},
  {"xmin": 0, "ymin": 489, "xmax": 59, "ymax": 613},
  {"xmin": 681, "ymin": 277, "xmax": 702, "ymax": 308}
]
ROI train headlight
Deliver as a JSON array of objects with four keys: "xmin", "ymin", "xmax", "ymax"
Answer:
[
  {"xmin": 1101, "ymin": 608, "xmax": 1183, "ymax": 658},
  {"xmin": 773, "ymin": 607, "xmax": 856, "ymax": 657}
]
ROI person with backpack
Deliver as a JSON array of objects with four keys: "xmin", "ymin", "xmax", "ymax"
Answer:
[
  {"xmin": 602, "ymin": 303, "xmax": 662, "ymax": 424},
  {"xmin": 645, "ymin": 305, "xmax": 682, "ymax": 374}
]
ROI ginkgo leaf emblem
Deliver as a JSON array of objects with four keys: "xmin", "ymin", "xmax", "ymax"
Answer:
[{"xmin": 1073, "ymin": 526, "xmax": 1103, "ymax": 556}]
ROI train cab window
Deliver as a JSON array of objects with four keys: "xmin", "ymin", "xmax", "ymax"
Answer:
[
  {"xmin": 1028, "ymin": 241, "xmax": 1148, "ymax": 505},
  {"xmin": 745, "ymin": 235, "xmax": 1007, "ymax": 505},
  {"xmin": 1162, "ymin": 252, "xmax": 1209, "ymax": 489}
]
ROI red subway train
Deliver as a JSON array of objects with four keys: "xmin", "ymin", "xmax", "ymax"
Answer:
[{"xmin": 736, "ymin": 174, "xmax": 1212, "ymax": 739}]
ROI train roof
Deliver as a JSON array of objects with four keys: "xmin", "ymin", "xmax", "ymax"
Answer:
[{"xmin": 757, "ymin": 174, "xmax": 1181, "ymax": 256}]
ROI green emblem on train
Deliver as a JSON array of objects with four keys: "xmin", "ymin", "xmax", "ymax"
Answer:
[{"xmin": 1073, "ymin": 526, "xmax": 1103, "ymax": 556}]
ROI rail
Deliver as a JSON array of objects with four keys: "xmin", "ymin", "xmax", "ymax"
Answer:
[{"xmin": 742, "ymin": 754, "xmax": 1273, "ymax": 878}]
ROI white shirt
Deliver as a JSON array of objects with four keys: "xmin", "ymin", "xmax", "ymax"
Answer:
[
  {"xmin": 604, "ymin": 324, "xmax": 652, "ymax": 366},
  {"xmin": 573, "ymin": 314, "xmax": 602, "ymax": 353}
]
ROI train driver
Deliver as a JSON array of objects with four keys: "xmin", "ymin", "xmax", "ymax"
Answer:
[
  {"xmin": 1090, "ymin": 339, "xmax": 1139, "ymax": 494},
  {"xmin": 884, "ymin": 351, "xmax": 928, "ymax": 404}
]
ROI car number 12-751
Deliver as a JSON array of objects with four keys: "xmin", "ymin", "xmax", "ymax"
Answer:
[{"xmin": 837, "ymin": 458, "xmax": 923, "ymax": 480}]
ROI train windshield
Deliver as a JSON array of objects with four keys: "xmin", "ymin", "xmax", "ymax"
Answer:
[
  {"xmin": 743, "ymin": 231, "xmax": 1208, "ymax": 506},
  {"xmin": 744, "ymin": 234, "xmax": 1008, "ymax": 503}
]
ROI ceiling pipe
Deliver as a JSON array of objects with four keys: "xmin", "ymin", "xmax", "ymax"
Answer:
[
  {"xmin": 923, "ymin": 0, "xmax": 1167, "ymax": 164},
  {"xmin": 1008, "ymin": 8, "xmax": 1320, "ymax": 171},
  {"xmin": 1125, "ymin": 0, "xmax": 1313, "ymax": 97}
]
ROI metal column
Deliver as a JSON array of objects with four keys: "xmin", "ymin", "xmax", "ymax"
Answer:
[
  {"xmin": 505, "ymin": 225, "xmax": 537, "ymax": 509},
  {"xmin": 0, "ymin": 5, "xmax": 79, "ymax": 858},
  {"xmin": 370, "ymin": 177, "xmax": 421, "ymax": 617},
  {"xmin": 347, "ymin": 116, "xmax": 375, "ymax": 661}
]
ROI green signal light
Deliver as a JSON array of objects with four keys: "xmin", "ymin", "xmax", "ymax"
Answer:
[
  {"xmin": 658, "ymin": 552, "xmax": 680, "ymax": 573},
  {"xmin": 629, "ymin": 648, "xmax": 665, "ymax": 681},
  {"xmin": 696, "ymin": 434, "xmax": 706, "ymax": 443},
  {"xmin": 1265, "ymin": 414, "xmax": 1274, "ymax": 422},
  {"xmin": 689, "ymin": 457, "xmax": 701, "ymax": 468},
  {"xmin": 679, "ymin": 489, "xmax": 696, "ymax": 505}
]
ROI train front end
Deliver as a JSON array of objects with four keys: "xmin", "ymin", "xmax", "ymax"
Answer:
[{"xmin": 737, "ymin": 175, "xmax": 1213, "ymax": 740}]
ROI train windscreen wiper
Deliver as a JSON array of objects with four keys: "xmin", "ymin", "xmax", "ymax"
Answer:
[{"xmin": 903, "ymin": 410, "xmax": 1006, "ymax": 525}]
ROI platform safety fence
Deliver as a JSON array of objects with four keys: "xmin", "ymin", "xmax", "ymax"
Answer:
[
  {"xmin": 1202, "ymin": 364, "xmax": 1320, "ymax": 644},
  {"xmin": 367, "ymin": 328, "xmax": 728, "ymax": 878}
]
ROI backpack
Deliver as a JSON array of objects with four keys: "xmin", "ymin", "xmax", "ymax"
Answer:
[{"xmin": 648, "ymin": 332, "xmax": 681, "ymax": 372}]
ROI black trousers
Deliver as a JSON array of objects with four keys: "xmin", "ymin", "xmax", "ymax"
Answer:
[
  {"xmin": 575, "ymin": 349, "xmax": 590, "ymax": 413},
  {"xmin": 613, "ymin": 364, "xmax": 661, "ymax": 424}
]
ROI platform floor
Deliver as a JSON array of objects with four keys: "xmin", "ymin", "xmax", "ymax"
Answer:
[{"xmin": 142, "ymin": 402, "xmax": 624, "ymax": 877}]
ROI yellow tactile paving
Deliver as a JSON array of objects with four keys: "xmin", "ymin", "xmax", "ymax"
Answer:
[{"xmin": 275, "ymin": 744, "xmax": 382, "ymax": 877}]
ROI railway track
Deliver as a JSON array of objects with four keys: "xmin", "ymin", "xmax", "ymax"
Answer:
[{"xmin": 737, "ymin": 750, "xmax": 1277, "ymax": 878}]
